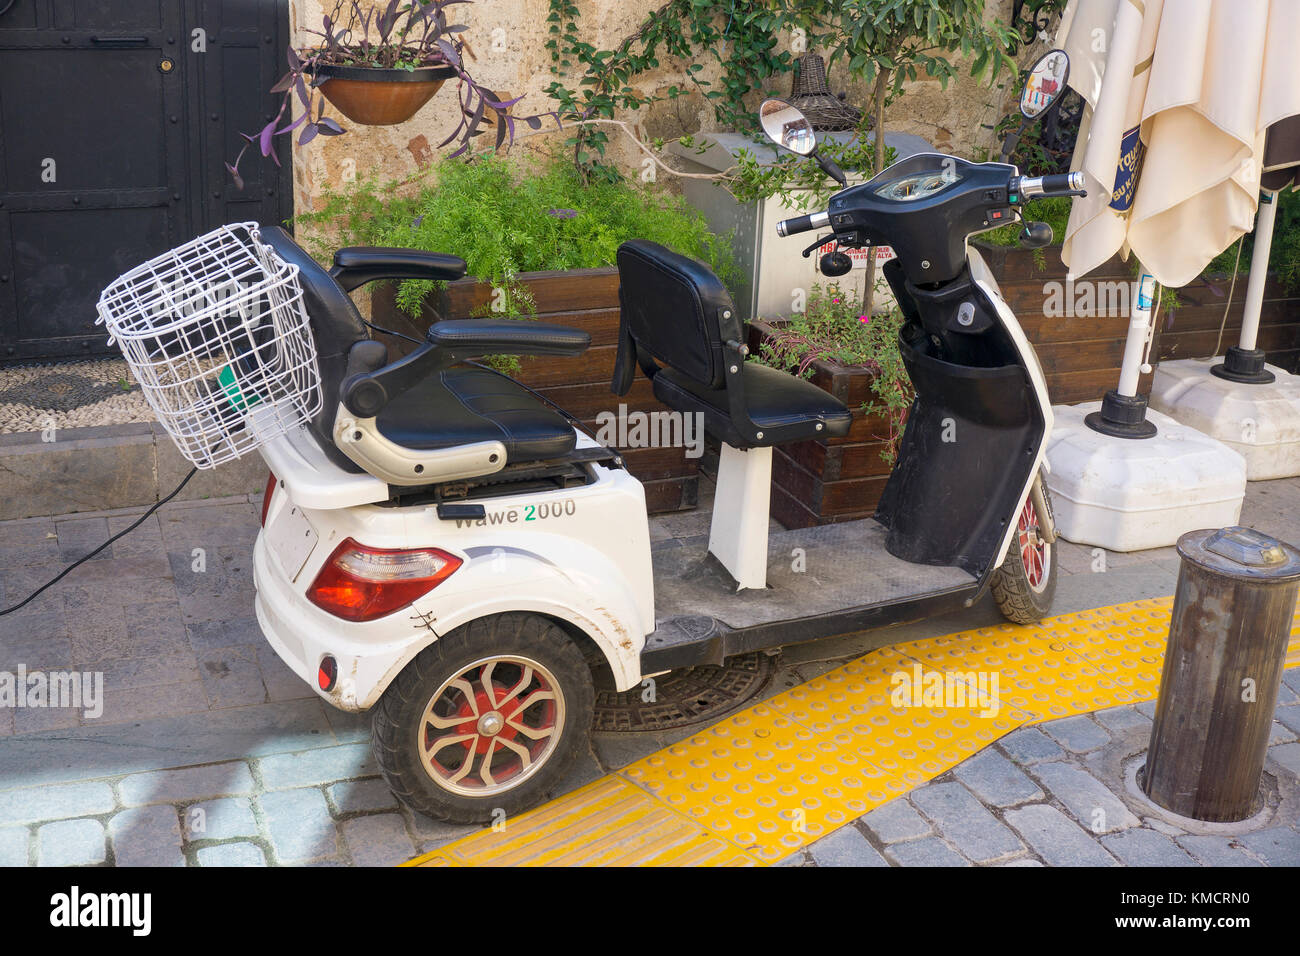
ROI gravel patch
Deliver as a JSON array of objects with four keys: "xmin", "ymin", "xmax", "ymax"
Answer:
[{"xmin": 0, "ymin": 359, "xmax": 153, "ymax": 434}]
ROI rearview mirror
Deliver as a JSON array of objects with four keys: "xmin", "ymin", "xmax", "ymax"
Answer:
[
  {"xmin": 758, "ymin": 97, "xmax": 847, "ymax": 186},
  {"xmin": 1020, "ymin": 49, "xmax": 1070, "ymax": 120},
  {"xmin": 759, "ymin": 98, "xmax": 817, "ymax": 156}
]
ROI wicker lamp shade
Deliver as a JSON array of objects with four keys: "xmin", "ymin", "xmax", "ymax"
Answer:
[{"xmin": 788, "ymin": 53, "xmax": 862, "ymax": 131}]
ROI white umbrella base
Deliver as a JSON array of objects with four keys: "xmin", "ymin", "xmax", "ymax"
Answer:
[
  {"xmin": 1044, "ymin": 402, "xmax": 1246, "ymax": 553},
  {"xmin": 1150, "ymin": 358, "xmax": 1300, "ymax": 481}
]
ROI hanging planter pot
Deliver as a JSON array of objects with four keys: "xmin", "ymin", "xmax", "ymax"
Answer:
[
  {"xmin": 227, "ymin": 0, "xmax": 559, "ymax": 187},
  {"xmin": 312, "ymin": 62, "xmax": 457, "ymax": 127}
]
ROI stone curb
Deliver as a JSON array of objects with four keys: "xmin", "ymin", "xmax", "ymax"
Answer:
[{"xmin": 0, "ymin": 423, "xmax": 267, "ymax": 520}]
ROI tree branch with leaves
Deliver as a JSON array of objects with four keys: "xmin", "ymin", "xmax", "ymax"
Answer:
[{"xmin": 780, "ymin": 0, "xmax": 1019, "ymax": 311}]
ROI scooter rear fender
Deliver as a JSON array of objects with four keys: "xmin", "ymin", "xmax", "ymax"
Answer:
[{"xmin": 254, "ymin": 457, "xmax": 655, "ymax": 711}]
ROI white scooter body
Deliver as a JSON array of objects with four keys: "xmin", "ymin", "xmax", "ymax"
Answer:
[
  {"xmin": 252, "ymin": 241, "xmax": 1050, "ymax": 715},
  {"xmin": 254, "ymin": 430, "xmax": 655, "ymax": 711},
  {"xmin": 82, "ymin": 63, "xmax": 1082, "ymax": 824}
]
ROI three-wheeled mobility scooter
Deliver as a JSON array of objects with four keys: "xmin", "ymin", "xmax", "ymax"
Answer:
[{"xmin": 98, "ymin": 55, "xmax": 1084, "ymax": 823}]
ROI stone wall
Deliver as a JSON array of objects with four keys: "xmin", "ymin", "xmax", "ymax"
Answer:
[{"xmin": 288, "ymin": 0, "xmax": 1043, "ymax": 221}]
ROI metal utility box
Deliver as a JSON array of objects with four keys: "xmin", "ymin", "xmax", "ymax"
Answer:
[{"xmin": 665, "ymin": 131, "xmax": 934, "ymax": 321}]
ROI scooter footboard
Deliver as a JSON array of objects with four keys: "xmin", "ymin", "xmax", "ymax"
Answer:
[{"xmin": 874, "ymin": 326, "xmax": 1044, "ymax": 577}]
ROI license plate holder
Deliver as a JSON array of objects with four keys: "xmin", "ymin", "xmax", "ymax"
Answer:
[{"xmin": 269, "ymin": 503, "xmax": 318, "ymax": 582}]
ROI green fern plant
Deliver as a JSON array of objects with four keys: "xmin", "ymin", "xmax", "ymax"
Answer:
[
  {"xmin": 298, "ymin": 153, "xmax": 737, "ymax": 302},
  {"xmin": 297, "ymin": 154, "xmax": 738, "ymax": 370}
]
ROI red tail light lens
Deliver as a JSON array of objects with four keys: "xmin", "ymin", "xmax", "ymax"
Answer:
[
  {"xmin": 306, "ymin": 538, "xmax": 462, "ymax": 622},
  {"xmin": 318, "ymin": 655, "xmax": 338, "ymax": 692},
  {"xmin": 260, "ymin": 472, "xmax": 277, "ymax": 527}
]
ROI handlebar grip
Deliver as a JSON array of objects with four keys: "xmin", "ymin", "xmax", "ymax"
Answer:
[
  {"xmin": 1041, "ymin": 172, "xmax": 1082, "ymax": 194},
  {"xmin": 1015, "ymin": 171, "xmax": 1086, "ymax": 198},
  {"xmin": 776, "ymin": 210, "xmax": 830, "ymax": 237}
]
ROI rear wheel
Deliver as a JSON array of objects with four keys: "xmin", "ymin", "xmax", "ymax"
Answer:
[
  {"xmin": 371, "ymin": 612, "xmax": 595, "ymax": 824},
  {"xmin": 991, "ymin": 481, "xmax": 1057, "ymax": 624}
]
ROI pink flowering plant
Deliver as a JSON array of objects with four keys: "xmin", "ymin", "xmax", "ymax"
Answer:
[{"xmin": 756, "ymin": 282, "xmax": 913, "ymax": 464}]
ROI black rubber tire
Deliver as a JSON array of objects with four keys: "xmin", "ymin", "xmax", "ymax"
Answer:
[
  {"xmin": 991, "ymin": 482, "xmax": 1057, "ymax": 624},
  {"xmin": 371, "ymin": 612, "xmax": 595, "ymax": 824}
]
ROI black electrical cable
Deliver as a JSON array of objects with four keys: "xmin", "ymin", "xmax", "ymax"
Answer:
[
  {"xmin": 0, "ymin": 466, "xmax": 199, "ymax": 616},
  {"xmin": 362, "ymin": 319, "xmax": 422, "ymax": 346}
]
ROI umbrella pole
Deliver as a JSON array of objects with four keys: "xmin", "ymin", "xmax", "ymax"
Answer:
[
  {"xmin": 1085, "ymin": 269, "xmax": 1159, "ymax": 438},
  {"xmin": 1116, "ymin": 304, "xmax": 1150, "ymax": 396},
  {"xmin": 1212, "ymin": 188, "xmax": 1279, "ymax": 385}
]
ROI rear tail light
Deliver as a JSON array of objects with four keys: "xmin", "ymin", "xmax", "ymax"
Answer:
[
  {"xmin": 260, "ymin": 472, "xmax": 277, "ymax": 527},
  {"xmin": 306, "ymin": 538, "xmax": 462, "ymax": 622}
]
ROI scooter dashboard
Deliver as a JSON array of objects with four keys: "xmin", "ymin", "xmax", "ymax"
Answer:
[
  {"xmin": 872, "ymin": 169, "xmax": 960, "ymax": 202},
  {"xmin": 826, "ymin": 153, "xmax": 1018, "ymax": 285}
]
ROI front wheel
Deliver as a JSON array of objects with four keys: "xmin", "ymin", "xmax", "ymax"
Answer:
[
  {"xmin": 991, "ymin": 481, "xmax": 1057, "ymax": 624},
  {"xmin": 371, "ymin": 612, "xmax": 595, "ymax": 824}
]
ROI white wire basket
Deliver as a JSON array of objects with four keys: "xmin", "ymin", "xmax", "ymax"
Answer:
[{"xmin": 96, "ymin": 222, "xmax": 323, "ymax": 469}]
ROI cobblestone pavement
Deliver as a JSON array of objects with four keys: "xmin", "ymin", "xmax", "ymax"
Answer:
[
  {"xmin": 787, "ymin": 687, "xmax": 1300, "ymax": 868},
  {"xmin": 0, "ymin": 358, "xmax": 151, "ymax": 435},
  {"xmin": 0, "ymin": 477, "xmax": 1298, "ymax": 866}
]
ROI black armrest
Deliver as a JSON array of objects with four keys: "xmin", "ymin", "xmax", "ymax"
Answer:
[
  {"xmin": 340, "ymin": 320, "xmax": 590, "ymax": 418},
  {"xmin": 329, "ymin": 247, "xmax": 468, "ymax": 292},
  {"xmin": 425, "ymin": 320, "xmax": 589, "ymax": 357}
]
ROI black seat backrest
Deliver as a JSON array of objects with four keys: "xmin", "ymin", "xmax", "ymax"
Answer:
[
  {"xmin": 615, "ymin": 240, "xmax": 743, "ymax": 390},
  {"xmin": 259, "ymin": 226, "xmax": 370, "ymax": 469}
]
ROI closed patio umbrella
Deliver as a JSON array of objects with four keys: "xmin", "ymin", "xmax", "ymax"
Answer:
[
  {"xmin": 1055, "ymin": 0, "xmax": 1300, "ymax": 437},
  {"xmin": 1214, "ymin": 112, "xmax": 1300, "ymax": 385},
  {"xmin": 1041, "ymin": 0, "xmax": 1300, "ymax": 552},
  {"xmin": 1147, "ymin": 111, "xmax": 1300, "ymax": 481},
  {"xmin": 1060, "ymin": 0, "xmax": 1300, "ymax": 288}
]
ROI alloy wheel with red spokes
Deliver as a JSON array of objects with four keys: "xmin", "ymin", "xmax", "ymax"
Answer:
[
  {"xmin": 1016, "ymin": 497, "xmax": 1051, "ymax": 592},
  {"xmin": 992, "ymin": 479, "xmax": 1058, "ymax": 624},
  {"xmin": 374, "ymin": 612, "xmax": 594, "ymax": 823},
  {"xmin": 417, "ymin": 655, "xmax": 565, "ymax": 797}
]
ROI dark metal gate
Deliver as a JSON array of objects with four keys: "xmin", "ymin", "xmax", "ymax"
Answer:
[{"xmin": 0, "ymin": 0, "xmax": 292, "ymax": 363}]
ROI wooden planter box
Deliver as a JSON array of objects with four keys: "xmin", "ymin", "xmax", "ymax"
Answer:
[
  {"xmin": 747, "ymin": 318, "xmax": 895, "ymax": 530},
  {"xmin": 1155, "ymin": 271, "xmax": 1300, "ymax": 374},
  {"xmin": 975, "ymin": 242, "xmax": 1300, "ymax": 391},
  {"xmin": 369, "ymin": 267, "xmax": 699, "ymax": 514},
  {"xmin": 365, "ymin": 249, "xmax": 1300, "ymax": 529}
]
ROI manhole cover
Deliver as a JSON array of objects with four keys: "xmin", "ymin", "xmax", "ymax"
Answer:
[{"xmin": 593, "ymin": 653, "xmax": 775, "ymax": 733}]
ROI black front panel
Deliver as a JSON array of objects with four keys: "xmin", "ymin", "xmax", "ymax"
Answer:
[{"xmin": 874, "ymin": 319, "xmax": 1044, "ymax": 578}]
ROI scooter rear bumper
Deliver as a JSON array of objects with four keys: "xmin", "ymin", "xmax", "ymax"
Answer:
[{"xmin": 252, "ymin": 532, "xmax": 414, "ymax": 712}]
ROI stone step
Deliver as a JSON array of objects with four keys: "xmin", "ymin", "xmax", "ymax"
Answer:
[{"xmin": 0, "ymin": 422, "xmax": 267, "ymax": 522}]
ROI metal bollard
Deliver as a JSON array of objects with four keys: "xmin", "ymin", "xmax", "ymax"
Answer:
[{"xmin": 1142, "ymin": 527, "xmax": 1300, "ymax": 822}]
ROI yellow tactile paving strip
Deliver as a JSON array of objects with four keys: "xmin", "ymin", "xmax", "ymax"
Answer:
[
  {"xmin": 906, "ymin": 600, "xmax": 1174, "ymax": 723},
  {"xmin": 414, "ymin": 776, "xmax": 756, "ymax": 866},
  {"xmin": 1290, "ymin": 603, "xmax": 1300, "ymax": 668},
  {"xmin": 405, "ymin": 597, "xmax": 1300, "ymax": 867}
]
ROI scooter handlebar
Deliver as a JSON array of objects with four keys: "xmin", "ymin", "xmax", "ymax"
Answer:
[
  {"xmin": 776, "ymin": 210, "xmax": 830, "ymax": 237},
  {"xmin": 1014, "ymin": 171, "xmax": 1086, "ymax": 198}
]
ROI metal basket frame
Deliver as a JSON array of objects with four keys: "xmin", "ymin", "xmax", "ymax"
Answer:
[{"xmin": 96, "ymin": 222, "xmax": 323, "ymax": 469}]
